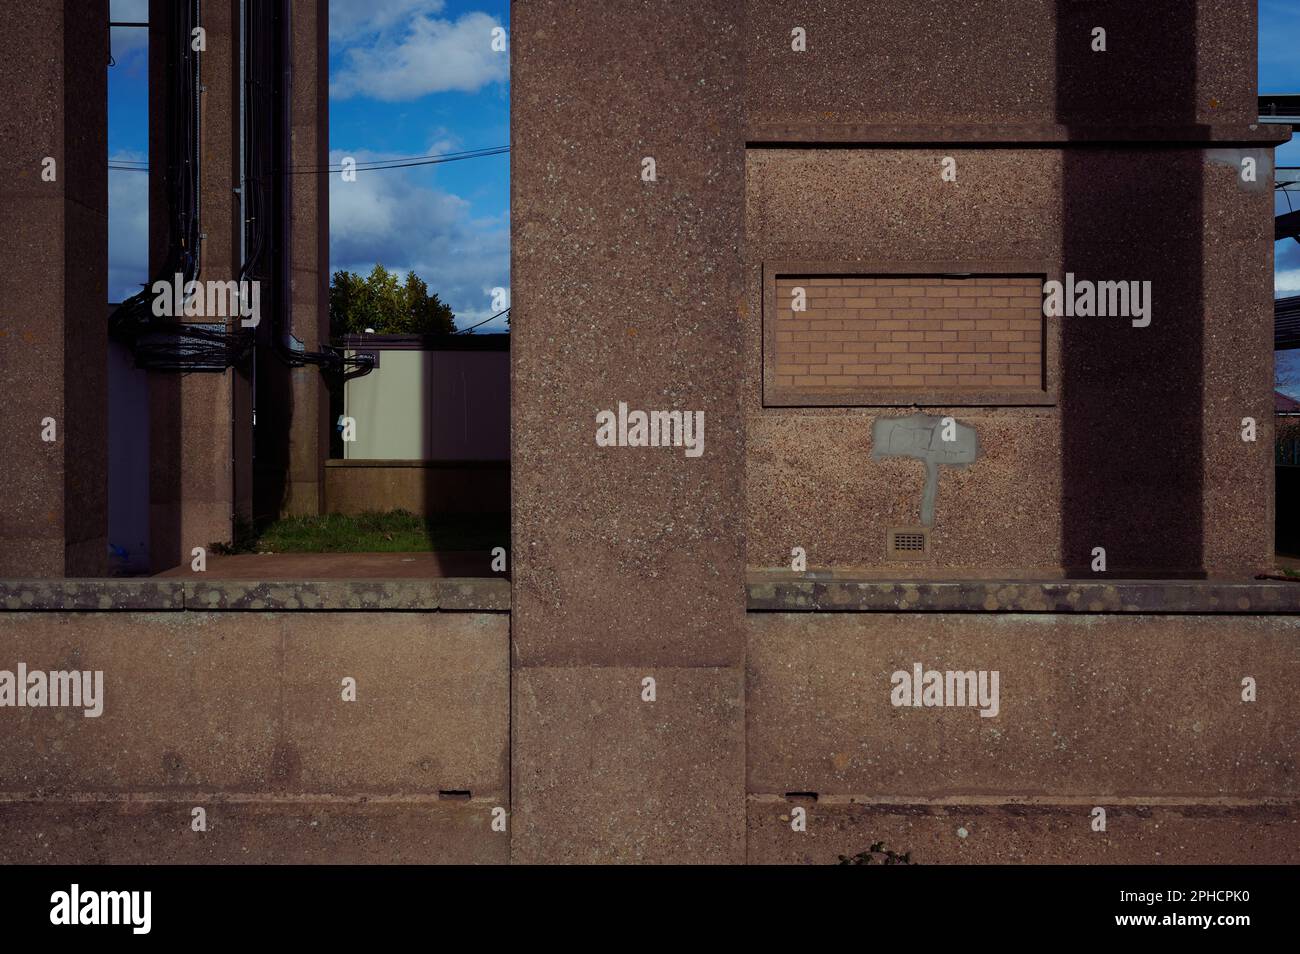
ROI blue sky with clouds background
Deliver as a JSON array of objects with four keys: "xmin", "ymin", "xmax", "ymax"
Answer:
[
  {"xmin": 327, "ymin": 0, "xmax": 510, "ymax": 332},
  {"xmin": 109, "ymin": 2, "xmax": 1300, "ymax": 351},
  {"xmin": 107, "ymin": 0, "xmax": 509, "ymax": 332}
]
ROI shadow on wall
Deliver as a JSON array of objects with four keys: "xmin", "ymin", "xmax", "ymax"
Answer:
[{"xmin": 1057, "ymin": 0, "xmax": 1205, "ymax": 578}]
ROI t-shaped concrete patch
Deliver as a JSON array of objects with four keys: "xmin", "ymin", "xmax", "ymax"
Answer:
[{"xmin": 870, "ymin": 414, "xmax": 979, "ymax": 526}]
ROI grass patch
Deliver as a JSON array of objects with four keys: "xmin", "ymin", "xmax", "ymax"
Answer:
[{"xmin": 212, "ymin": 510, "xmax": 506, "ymax": 554}]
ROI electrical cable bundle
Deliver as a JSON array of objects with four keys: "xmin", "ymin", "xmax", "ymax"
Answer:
[{"xmin": 109, "ymin": 0, "xmax": 255, "ymax": 371}]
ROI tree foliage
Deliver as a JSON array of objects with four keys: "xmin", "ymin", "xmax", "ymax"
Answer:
[{"xmin": 329, "ymin": 264, "xmax": 456, "ymax": 337}]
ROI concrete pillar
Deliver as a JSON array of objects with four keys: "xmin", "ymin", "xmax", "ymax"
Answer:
[
  {"xmin": 282, "ymin": 0, "xmax": 330, "ymax": 518},
  {"xmin": 148, "ymin": 0, "xmax": 239, "ymax": 570},
  {"xmin": 511, "ymin": 0, "xmax": 747, "ymax": 862},
  {"xmin": 0, "ymin": 1, "xmax": 109, "ymax": 577}
]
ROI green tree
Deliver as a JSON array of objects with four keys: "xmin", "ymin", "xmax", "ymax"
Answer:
[{"xmin": 329, "ymin": 263, "xmax": 456, "ymax": 337}]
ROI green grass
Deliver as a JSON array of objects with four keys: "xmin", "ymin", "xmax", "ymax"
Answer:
[{"xmin": 212, "ymin": 510, "xmax": 507, "ymax": 554}]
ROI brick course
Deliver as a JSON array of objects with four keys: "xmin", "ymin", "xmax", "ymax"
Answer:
[{"xmin": 772, "ymin": 276, "xmax": 1043, "ymax": 392}]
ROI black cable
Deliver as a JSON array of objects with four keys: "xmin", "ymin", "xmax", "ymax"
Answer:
[
  {"xmin": 109, "ymin": 0, "xmax": 256, "ymax": 372},
  {"xmin": 453, "ymin": 307, "xmax": 510, "ymax": 335},
  {"xmin": 110, "ymin": 145, "xmax": 510, "ymax": 174}
]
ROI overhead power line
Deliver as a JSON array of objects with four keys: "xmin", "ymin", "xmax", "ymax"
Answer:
[
  {"xmin": 454, "ymin": 307, "xmax": 510, "ymax": 335},
  {"xmin": 109, "ymin": 145, "xmax": 510, "ymax": 174}
]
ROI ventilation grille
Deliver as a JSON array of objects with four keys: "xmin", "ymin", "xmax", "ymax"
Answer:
[{"xmin": 887, "ymin": 527, "xmax": 930, "ymax": 561}]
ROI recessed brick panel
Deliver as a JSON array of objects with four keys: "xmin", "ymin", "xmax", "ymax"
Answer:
[{"xmin": 770, "ymin": 276, "xmax": 1044, "ymax": 398}]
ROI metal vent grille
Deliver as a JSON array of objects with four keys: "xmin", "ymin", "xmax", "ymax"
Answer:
[{"xmin": 887, "ymin": 527, "xmax": 930, "ymax": 561}]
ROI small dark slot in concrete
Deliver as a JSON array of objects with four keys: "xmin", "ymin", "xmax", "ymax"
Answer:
[
  {"xmin": 438, "ymin": 790, "xmax": 472, "ymax": 800},
  {"xmin": 785, "ymin": 792, "xmax": 819, "ymax": 801}
]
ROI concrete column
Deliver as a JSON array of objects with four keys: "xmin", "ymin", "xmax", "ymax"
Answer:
[
  {"xmin": 148, "ymin": 0, "xmax": 239, "ymax": 571},
  {"xmin": 511, "ymin": 0, "xmax": 747, "ymax": 862},
  {"xmin": 0, "ymin": 1, "xmax": 109, "ymax": 577},
  {"xmin": 282, "ymin": 0, "xmax": 330, "ymax": 518}
]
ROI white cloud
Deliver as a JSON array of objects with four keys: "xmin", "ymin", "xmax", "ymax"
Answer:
[
  {"xmin": 108, "ymin": 151, "xmax": 149, "ymax": 304},
  {"xmin": 330, "ymin": 10, "xmax": 507, "ymax": 101},
  {"xmin": 328, "ymin": 150, "xmax": 509, "ymax": 331},
  {"xmin": 330, "ymin": 0, "xmax": 446, "ymax": 44},
  {"xmin": 1276, "ymin": 269, "xmax": 1300, "ymax": 296}
]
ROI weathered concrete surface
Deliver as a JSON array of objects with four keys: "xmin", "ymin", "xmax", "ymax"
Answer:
[
  {"xmin": 0, "ymin": 580, "xmax": 182, "ymax": 611},
  {"xmin": 746, "ymin": 577, "xmax": 1300, "ymax": 613},
  {"xmin": 0, "ymin": 798, "xmax": 506, "ymax": 864},
  {"xmin": 744, "ymin": 0, "xmax": 1259, "ymax": 134},
  {"xmin": 748, "ymin": 798, "xmax": 1300, "ymax": 864},
  {"xmin": 280, "ymin": 613, "xmax": 506, "ymax": 795},
  {"xmin": 748, "ymin": 613, "xmax": 1300, "ymax": 798},
  {"xmin": 0, "ymin": 0, "xmax": 109, "ymax": 577},
  {"xmin": 512, "ymin": 667, "xmax": 745, "ymax": 863},
  {"xmin": 0, "ymin": 612, "xmax": 508, "ymax": 797},
  {"xmin": 283, "ymin": 0, "xmax": 331, "ymax": 519},
  {"xmin": 511, "ymin": 0, "xmax": 746, "ymax": 667},
  {"xmin": 511, "ymin": 0, "xmax": 748, "ymax": 865},
  {"xmin": 184, "ymin": 577, "xmax": 509, "ymax": 610},
  {"xmin": 744, "ymin": 144, "xmax": 1277, "ymax": 579},
  {"xmin": 0, "ymin": 576, "xmax": 509, "ymax": 610}
]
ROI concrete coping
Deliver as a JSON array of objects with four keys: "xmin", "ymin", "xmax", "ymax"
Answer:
[
  {"xmin": 746, "ymin": 575, "xmax": 1300, "ymax": 614},
  {"xmin": 0, "ymin": 579, "xmax": 509, "ymax": 612}
]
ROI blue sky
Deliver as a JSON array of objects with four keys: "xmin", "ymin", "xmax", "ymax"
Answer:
[{"xmin": 328, "ymin": 0, "xmax": 510, "ymax": 331}]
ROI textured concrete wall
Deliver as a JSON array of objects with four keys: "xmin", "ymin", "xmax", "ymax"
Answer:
[
  {"xmin": 745, "ymin": 147, "xmax": 1277, "ymax": 578},
  {"xmin": 510, "ymin": 0, "xmax": 1282, "ymax": 864},
  {"xmin": 511, "ymin": 0, "xmax": 747, "ymax": 862},
  {"xmin": 744, "ymin": 0, "xmax": 1259, "ymax": 133},
  {"xmin": 747, "ymin": 611, "xmax": 1300, "ymax": 863},
  {"xmin": 749, "ymin": 801, "xmax": 1300, "ymax": 865},
  {"xmin": 0, "ymin": 1, "xmax": 109, "ymax": 577},
  {"xmin": 749, "ymin": 613, "xmax": 1299, "ymax": 797},
  {"xmin": 742, "ymin": 0, "xmax": 1280, "ymax": 579},
  {"xmin": 0, "ymin": 609, "xmax": 508, "ymax": 863}
]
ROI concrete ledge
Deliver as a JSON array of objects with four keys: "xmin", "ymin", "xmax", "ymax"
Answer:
[
  {"xmin": 1, "ymin": 580, "xmax": 183, "ymax": 611},
  {"xmin": 748, "ymin": 797, "xmax": 1300, "ymax": 864},
  {"xmin": 746, "ymin": 576, "xmax": 1300, "ymax": 614},
  {"xmin": 0, "ymin": 578, "xmax": 508, "ymax": 612},
  {"xmin": 0, "ymin": 797, "xmax": 507, "ymax": 864},
  {"xmin": 185, "ymin": 578, "xmax": 509, "ymax": 611}
]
